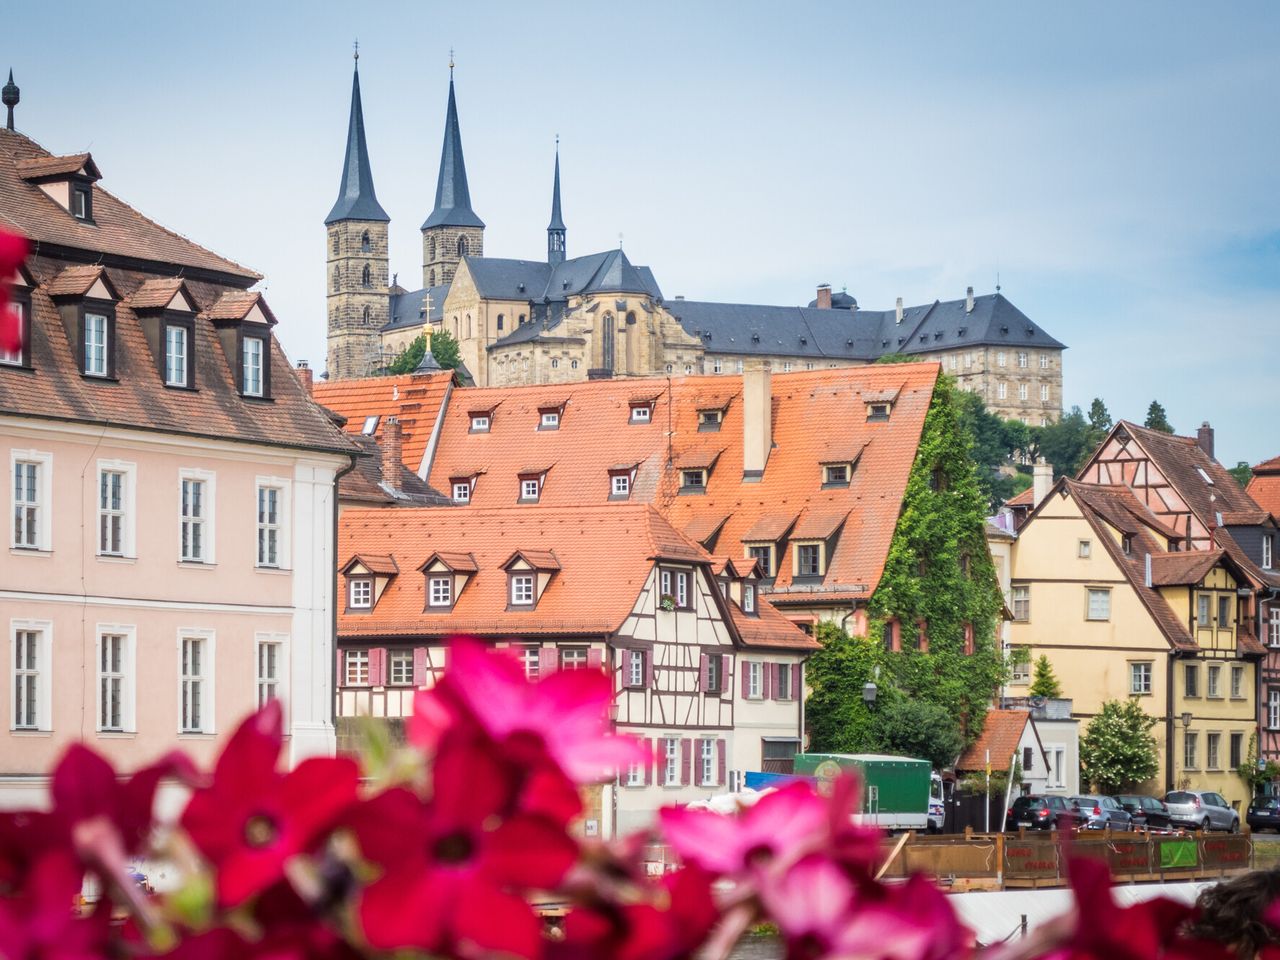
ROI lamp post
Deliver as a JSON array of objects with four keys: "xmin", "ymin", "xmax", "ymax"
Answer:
[
  {"xmin": 1180, "ymin": 712, "xmax": 1193, "ymax": 790},
  {"xmin": 862, "ymin": 681, "xmax": 878, "ymax": 708}
]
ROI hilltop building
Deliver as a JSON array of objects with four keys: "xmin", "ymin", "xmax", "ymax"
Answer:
[{"xmin": 323, "ymin": 59, "xmax": 1066, "ymax": 423}]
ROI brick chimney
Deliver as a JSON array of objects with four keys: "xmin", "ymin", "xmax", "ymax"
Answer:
[
  {"xmin": 965, "ymin": 286, "xmax": 974, "ymax": 314},
  {"xmin": 742, "ymin": 362, "xmax": 772, "ymax": 481},
  {"xmin": 816, "ymin": 284, "xmax": 832, "ymax": 309},
  {"xmin": 895, "ymin": 297, "xmax": 904, "ymax": 324},
  {"xmin": 1032, "ymin": 458, "xmax": 1053, "ymax": 508},
  {"xmin": 381, "ymin": 417, "xmax": 403, "ymax": 492},
  {"xmin": 296, "ymin": 360, "xmax": 313, "ymax": 396},
  {"xmin": 1196, "ymin": 422, "xmax": 1214, "ymax": 460}
]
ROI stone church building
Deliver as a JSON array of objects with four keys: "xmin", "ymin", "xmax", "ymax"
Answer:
[{"xmin": 325, "ymin": 60, "xmax": 1067, "ymax": 424}]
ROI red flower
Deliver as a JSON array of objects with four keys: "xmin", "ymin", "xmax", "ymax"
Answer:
[
  {"xmin": 350, "ymin": 735, "xmax": 577, "ymax": 957},
  {"xmin": 0, "ymin": 230, "xmax": 27, "ymax": 355},
  {"xmin": 180, "ymin": 701, "xmax": 358, "ymax": 907},
  {"xmin": 0, "ymin": 850, "xmax": 112, "ymax": 960}
]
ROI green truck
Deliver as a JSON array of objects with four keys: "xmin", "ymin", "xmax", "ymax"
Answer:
[{"xmin": 793, "ymin": 753, "xmax": 938, "ymax": 832}]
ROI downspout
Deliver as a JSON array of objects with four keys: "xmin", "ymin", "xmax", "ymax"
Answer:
[
  {"xmin": 1166, "ymin": 652, "xmax": 1177, "ymax": 793},
  {"xmin": 331, "ymin": 453, "xmax": 359, "ymax": 729}
]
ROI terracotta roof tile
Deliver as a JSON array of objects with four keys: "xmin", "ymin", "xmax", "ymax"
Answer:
[
  {"xmin": 729, "ymin": 598, "xmax": 821, "ymax": 650},
  {"xmin": 956, "ymin": 709, "xmax": 1033, "ymax": 772},
  {"xmin": 314, "ymin": 371, "xmax": 455, "ymax": 475},
  {"xmin": 684, "ymin": 514, "xmax": 729, "ymax": 546},
  {"xmin": 127, "ymin": 277, "xmax": 188, "ymax": 309},
  {"xmin": 506, "ymin": 549, "xmax": 561, "ymax": 570},
  {"xmin": 342, "ymin": 553, "xmax": 399, "ymax": 576},
  {"xmin": 1219, "ymin": 509, "xmax": 1269, "ymax": 526},
  {"xmin": 339, "ymin": 434, "xmax": 451, "ymax": 506},
  {"xmin": 791, "ymin": 508, "xmax": 850, "ymax": 541},
  {"xmin": 1005, "ymin": 486, "xmax": 1034, "ymax": 508},
  {"xmin": 1148, "ymin": 551, "xmax": 1224, "ymax": 586},
  {"xmin": 1248, "ymin": 470, "xmax": 1280, "ymax": 521},
  {"xmin": 206, "ymin": 290, "xmax": 268, "ymax": 321},
  {"xmin": 45, "ymin": 264, "xmax": 108, "ymax": 297},
  {"xmin": 742, "ymin": 513, "xmax": 800, "ymax": 543},
  {"xmin": 16, "ymin": 153, "xmax": 98, "ymax": 180},
  {"xmin": 424, "ymin": 551, "xmax": 479, "ymax": 573},
  {"xmin": 672, "ymin": 448, "xmax": 724, "ymax": 471}
]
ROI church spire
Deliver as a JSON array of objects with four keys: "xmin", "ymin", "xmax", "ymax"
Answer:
[
  {"xmin": 422, "ymin": 70, "xmax": 484, "ymax": 230},
  {"xmin": 547, "ymin": 140, "xmax": 565, "ymax": 266},
  {"xmin": 325, "ymin": 53, "xmax": 389, "ymax": 224}
]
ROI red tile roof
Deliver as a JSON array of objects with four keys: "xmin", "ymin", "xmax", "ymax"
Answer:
[
  {"xmin": 1005, "ymin": 486, "xmax": 1034, "ymax": 508},
  {"xmin": 45, "ymin": 264, "xmax": 112, "ymax": 297},
  {"xmin": 339, "ymin": 433, "xmax": 452, "ymax": 506},
  {"xmin": 956, "ymin": 709, "xmax": 1037, "ymax": 772},
  {"xmin": 127, "ymin": 277, "xmax": 188, "ymax": 309},
  {"xmin": 1148, "ymin": 551, "xmax": 1225, "ymax": 586},
  {"xmin": 314, "ymin": 371, "xmax": 455, "ymax": 475},
  {"xmin": 1249, "ymin": 457, "xmax": 1280, "ymax": 521},
  {"xmin": 16, "ymin": 152, "xmax": 98, "ymax": 180}
]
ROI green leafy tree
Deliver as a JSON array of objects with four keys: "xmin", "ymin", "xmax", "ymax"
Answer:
[
  {"xmin": 1228, "ymin": 462, "xmax": 1253, "ymax": 488},
  {"xmin": 1027, "ymin": 655, "xmax": 1062, "ymax": 699},
  {"xmin": 1144, "ymin": 400, "xmax": 1174, "ymax": 434},
  {"xmin": 1079, "ymin": 699, "xmax": 1159, "ymax": 793},
  {"xmin": 869, "ymin": 699, "xmax": 966, "ymax": 770},
  {"xmin": 875, "ymin": 353, "xmax": 918, "ymax": 365},
  {"xmin": 1239, "ymin": 732, "xmax": 1280, "ymax": 793},
  {"xmin": 1087, "ymin": 398, "xmax": 1112, "ymax": 433},
  {"xmin": 385, "ymin": 330, "xmax": 461, "ymax": 374},
  {"xmin": 1034, "ymin": 406, "xmax": 1098, "ymax": 479},
  {"xmin": 952, "ymin": 385, "xmax": 1025, "ymax": 508}
]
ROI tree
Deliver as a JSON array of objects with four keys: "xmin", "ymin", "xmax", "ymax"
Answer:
[
  {"xmin": 1144, "ymin": 400, "xmax": 1174, "ymax": 434},
  {"xmin": 869, "ymin": 699, "xmax": 966, "ymax": 770},
  {"xmin": 1034, "ymin": 406, "xmax": 1098, "ymax": 479},
  {"xmin": 1087, "ymin": 398, "xmax": 1112, "ymax": 433},
  {"xmin": 952, "ymin": 385, "xmax": 1025, "ymax": 509},
  {"xmin": 1228, "ymin": 462, "xmax": 1253, "ymax": 488},
  {"xmin": 1079, "ymin": 699, "xmax": 1159, "ymax": 793},
  {"xmin": 804, "ymin": 622, "xmax": 881, "ymax": 754},
  {"xmin": 1027, "ymin": 655, "xmax": 1062, "ymax": 699},
  {"xmin": 385, "ymin": 330, "xmax": 461, "ymax": 374}
]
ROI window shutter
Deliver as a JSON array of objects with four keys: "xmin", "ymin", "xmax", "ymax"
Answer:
[
  {"xmin": 717, "ymin": 739, "xmax": 727, "ymax": 786},
  {"xmin": 370, "ymin": 647, "xmax": 387, "ymax": 686},
  {"xmin": 741, "ymin": 662, "xmax": 750, "ymax": 698},
  {"xmin": 644, "ymin": 738, "xmax": 654, "ymax": 785},
  {"xmin": 681, "ymin": 739, "xmax": 692, "ymax": 785},
  {"xmin": 792, "ymin": 661, "xmax": 802, "ymax": 701},
  {"xmin": 645, "ymin": 650, "xmax": 654, "ymax": 688},
  {"xmin": 540, "ymin": 647, "xmax": 558, "ymax": 676},
  {"xmin": 762, "ymin": 662, "xmax": 772, "ymax": 700},
  {"xmin": 587, "ymin": 647, "xmax": 603, "ymax": 671},
  {"xmin": 335, "ymin": 647, "xmax": 344, "ymax": 687},
  {"xmin": 700, "ymin": 653, "xmax": 710, "ymax": 691},
  {"xmin": 721, "ymin": 655, "xmax": 732, "ymax": 698},
  {"xmin": 412, "ymin": 648, "xmax": 428, "ymax": 686}
]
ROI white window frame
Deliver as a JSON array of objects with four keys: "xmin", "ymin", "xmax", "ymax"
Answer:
[
  {"xmin": 177, "ymin": 629, "xmax": 215, "ymax": 735},
  {"xmin": 743, "ymin": 583, "xmax": 755, "ymax": 613},
  {"xmin": 388, "ymin": 649, "xmax": 414, "ymax": 686},
  {"xmin": 255, "ymin": 633, "xmax": 286, "ymax": 709},
  {"xmin": 611, "ymin": 474, "xmax": 631, "ymax": 497},
  {"xmin": 1197, "ymin": 594, "xmax": 1211, "ymax": 627},
  {"xmin": 1184, "ymin": 731, "xmax": 1198, "ymax": 770},
  {"xmin": 630, "ymin": 405, "xmax": 651, "ymax": 423},
  {"xmin": 777, "ymin": 663, "xmax": 793, "ymax": 700},
  {"xmin": 96, "ymin": 460, "xmax": 137, "ymax": 559},
  {"xmin": 521, "ymin": 478, "xmax": 540, "ymax": 501},
  {"xmin": 626, "ymin": 760, "xmax": 645, "ymax": 787},
  {"xmin": 428, "ymin": 576, "xmax": 452, "ymax": 607},
  {"xmin": 1018, "ymin": 382, "xmax": 1028, "ymax": 401},
  {"xmin": 1129, "ymin": 661, "xmax": 1152, "ymax": 696},
  {"xmin": 511, "ymin": 574, "xmax": 535, "ymax": 606},
  {"xmin": 96, "ymin": 625, "xmax": 136, "ymax": 733},
  {"xmin": 452, "ymin": 481, "xmax": 471, "ymax": 504},
  {"xmin": 700, "ymin": 738, "xmax": 716, "ymax": 786},
  {"xmin": 1231, "ymin": 665, "xmax": 1244, "ymax": 699},
  {"xmin": 1078, "ymin": 539, "xmax": 1092, "ymax": 558},
  {"xmin": 663, "ymin": 737, "xmax": 680, "ymax": 786},
  {"xmin": 1270, "ymin": 607, "xmax": 1280, "ymax": 648},
  {"xmin": 164, "ymin": 323, "xmax": 189, "ymax": 387},
  {"xmin": 0, "ymin": 301, "xmax": 23, "ymax": 365},
  {"xmin": 519, "ymin": 644, "xmax": 540, "ymax": 679},
  {"xmin": 1207, "ymin": 664, "xmax": 1222, "ymax": 699},
  {"xmin": 10, "ymin": 620, "xmax": 53, "ymax": 732},
  {"xmin": 997, "ymin": 381, "xmax": 1007, "ymax": 400},
  {"xmin": 674, "ymin": 570, "xmax": 689, "ymax": 609},
  {"xmin": 1012, "ymin": 584, "xmax": 1031, "ymax": 621},
  {"xmin": 681, "ymin": 469, "xmax": 706, "ymax": 490},
  {"xmin": 255, "ymin": 478, "xmax": 291, "ymax": 570},
  {"xmin": 997, "ymin": 351, "xmax": 1006, "ymax": 368},
  {"xmin": 1270, "ymin": 688, "xmax": 1280, "ymax": 730},
  {"xmin": 747, "ymin": 661, "xmax": 762, "ymax": 699},
  {"xmin": 470, "ymin": 415, "xmax": 490, "ymax": 432},
  {"xmin": 1017, "ymin": 352, "xmax": 1028, "ymax": 368},
  {"xmin": 1040, "ymin": 384, "xmax": 1050, "ymax": 402},
  {"xmin": 560, "ymin": 647, "xmax": 589, "ymax": 671},
  {"xmin": 242, "ymin": 336, "xmax": 264, "ymax": 397},
  {"xmin": 782, "ymin": 361, "xmax": 792, "ymax": 373},
  {"xmin": 735, "ymin": 360, "xmax": 744, "ymax": 374},
  {"xmin": 349, "ymin": 578, "xmax": 373, "ymax": 609},
  {"xmin": 1086, "ymin": 588, "xmax": 1111, "ymax": 621},
  {"xmin": 1039, "ymin": 354, "xmax": 1049, "ymax": 369},
  {"xmin": 344, "ymin": 649, "xmax": 369, "ymax": 686},
  {"xmin": 84, "ymin": 312, "xmax": 109, "ymax": 377},
  {"xmin": 628, "ymin": 650, "xmax": 644, "ymax": 687},
  {"xmin": 540, "ymin": 411, "xmax": 560, "ymax": 429},
  {"xmin": 10, "ymin": 449, "xmax": 52, "ymax": 551},
  {"xmin": 712, "ymin": 358, "xmax": 723, "ymax": 374},
  {"xmin": 1207, "ymin": 732, "xmax": 1221, "ymax": 770},
  {"xmin": 178, "ymin": 468, "xmax": 215, "ymax": 564},
  {"xmin": 1264, "ymin": 535, "xmax": 1273, "ymax": 571}
]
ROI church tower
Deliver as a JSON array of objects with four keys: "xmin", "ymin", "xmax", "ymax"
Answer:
[
  {"xmin": 547, "ymin": 144, "xmax": 565, "ymax": 266},
  {"xmin": 326, "ymin": 53, "xmax": 391, "ymax": 380},
  {"xmin": 421, "ymin": 67, "xmax": 484, "ymax": 289}
]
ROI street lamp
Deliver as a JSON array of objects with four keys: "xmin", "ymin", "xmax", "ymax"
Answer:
[
  {"xmin": 1181, "ymin": 712, "xmax": 1193, "ymax": 728},
  {"xmin": 862, "ymin": 681, "xmax": 878, "ymax": 707}
]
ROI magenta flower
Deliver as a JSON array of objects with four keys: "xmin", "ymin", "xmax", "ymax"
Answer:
[
  {"xmin": 180, "ymin": 701, "xmax": 359, "ymax": 907},
  {"xmin": 0, "ymin": 850, "xmax": 111, "ymax": 960}
]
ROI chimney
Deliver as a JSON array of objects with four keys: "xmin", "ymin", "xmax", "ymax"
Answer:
[
  {"xmin": 295, "ymin": 360, "xmax": 313, "ymax": 396},
  {"xmin": 1196, "ymin": 422, "xmax": 1214, "ymax": 460},
  {"xmin": 381, "ymin": 417, "xmax": 403, "ymax": 492},
  {"xmin": 1032, "ymin": 458, "xmax": 1053, "ymax": 508},
  {"xmin": 816, "ymin": 284, "xmax": 832, "ymax": 309},
  {"xmin": 965, "ymin": 286, "xmax": 974, "ymax": 313},
  {"xmin": 742, "ymin": 362, "xmax": 772, "ymax": 481},
  {"xmin": 895, "ymin": 297, "xmax": 904, "ymax": 324}
]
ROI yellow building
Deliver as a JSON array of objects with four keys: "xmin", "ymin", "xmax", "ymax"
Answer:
[{"xmin": 1008, "ymin": 479, "xmax": 1261, "ymax": 810}]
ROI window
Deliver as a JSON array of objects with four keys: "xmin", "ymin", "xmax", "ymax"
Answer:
[
  {"xmin": 660, "ymin": 569, "xmax": 690, "ymax": 609},
  {"xmin": 1218, "ymin": 596, "xmax": 1231, "ymax": 628},
  {"xmin": 1017, "ymin": 352, "xmax": 1028, "ymax": 368},
  {"xmin": 496, "ymin": 314, "xmax": 504, "ymax": 332},
  {"xmin": 73, "ymin": 187, "xmax": 90, "ymax": 220},
  {"xmin": 700, "ymin": 739, "xmax": 717, "ymax": 786},
  {"xmin": 735, "ymin": 360, "xmax": 744, "ymax": 374},
  {"xmin": 1039, "ymin": 354, "xmax": 1049, "ymax": 369},
  {"xmin": 511, "ymin": 574, "xmax": 535, "ymax": 606},
  {"xmin": 12, "ymin": 627, "xmax": 45, "ymax": 730},
  {"xmin": 782, "ymin": 361, "xmax": 792, "ymax": 373},
  {"xmin": 1121, "ymin": 535, "xmax": 1133, "ymax": 555},
  {"xmin": 823, "ymin": 464, "xmax": 849, "ymax": 485},
  {"xmin": 179, "ymin": 633, "xmax": 211, "ymax": 734},
  {"xmin": 742, "ymin": 583, "xmax": 756, "ymax": 613},
  {"xmin": 540, "ymin": 411, "xmax": 560, "ymax": 429},
  {"xmin": 84, "ymin": 312, "xmax": 108, "ymax": 377},
  {"xmin": 1010, "ymin": 647, "xmax": 1031, "ymax": 683},
  {"xmin": 345, "ymin": 650, "xmax": 369, "ymax": 686},
  {"xmin": 796, "ymin": 543, "xmax": 821, "ymax": 577},
  {"xmin": 457, "ymin": 236, "xmax": 467, "ymax": 258},
  {"xmin": 680, "ymin": 470, "xmax": 706, "ymax": 491},
  {"xmin": 626, "ymin": 759, "xmax": 645, "ymax": 787},
  {"xmin": 256, "ymin": 637, "xmax": 282, "ymax": 707},
  {"xmin": 389, "ymin": 650, "xmax": 413, "ymax": 686},
  {"xmin": 1018, "ymin": 383, "xmax": 1028, "ymax": 401},
  {"xmin": 470, "ymin": 415, "xmax": 490, "ymax": 432},
  {"xmin": 256, "ymin": 485, "xmax": 283, "ymax": 568},
  {"xmin": 1012, "ymin": 584, "xmax": 1030, "ymax": 621},
  {"xmin": 521, "ymin": 478, "xmax": 540, "ymax": 501},
  {"xmin": 1023, "ymin": 746, "xmax": 1034, "ymax": 770},
  {"xmin": 98, "ymin": 468, "xmax": 127, "ymax": 556},
  {"xmin": 98, "ymin": 632, "xmax": 129, "ymax": 732},
  {"xmin": 1129, "ymin": 661, "xmax": 1152, "ymax": 695},
  {"xmin": 706, "ymin": 655, "xmax": 722, "ymax": 693},
  {"xmin": 996, "ymin": 382, "xmax": 1007, "ymax": 400},
  {"xmin": 428, "ymin": 576, "xmax": 452, "ymax": 607},
  {"xmin": 452, "ymin": 482, "xmax": 471, "ymax": 504},
  {"xmin": 1207, "ymin": 733, "xmax": 1221, "ymax": 770},
  {"xmin": 630, "ymin": 405, "xmax": 651, "ymax": 423},
  {"xmin": 0, "ymin": 301, "xmax": 24, "ymax": 365},
  {"xmin": 560, "ymin": 647, "xmax": 589, "ymax": 671},
  {"xmin": 1078, "ymin": 540, "xmax": 1092, "ymax": 559},
  {"xmin": 551, "ymin": 358, "xmax": 559, "ymax": 369},
  {"xmin": 663, "ymin": 738, "xmax": 680, "ymax": 786},
  {"xmin": 1040, "ymin": 384, "xmax": 1050, "ymax": 402},
  {"xmin": 698, "ymin": 409, "xmax": 723, "ymax": 430},
  {"xmin": 1184, "ymin": 731, "xmax": 1198, "ymax": 770},
  {"xmin": 747, "ymin": 662, "xmax": 762, "ymax": 699},
  {"xmin": 748, "ymin": 544, "xmax": 774, "ymax": 578},
  {"xmin": 1232, "ymin": 665, "xmax": 1245, "ymax": 699},
  {"xmin": 949, "ymin": 355, "xmax": 958, "ymax": 370},
  {"xmin": 1197, "ymin": 594, "xmax": 1211, "ymax": 627},
  {"xmin": 997, "ymin": 351, "xmax": 1007, "ymax": 367},
  {"xmin": 1264, "ymin": 535, "xmax": 1273, "ymax": 570},
  {"xmin": 1270, "ymin": 608, "xmax": 1280, "ymax": 648},
  {"xmin": 179, "ymin": 475, "xmax": 209, "ymax": 562},
  {"xmin": 1207, "ymin": 664, "xmax": 1222, "ymax": 698},
  {"xmin": 12, "ymin": 457, "xmax": 43, "ymax": 549},
  {"xmin": 611, "ymin": 474, "xmax": 631, "ymax": 498},
  {"xmin": 1184, "ymin": 663, "xmax": 1199, "ymax": 698},
  {"xmin": 867, "ymin": 402, "xmax": 891, "ymax": 421},
  {"xmin": 1272, "ymin": 689, "xmax": 1280, "ymax": 730},
  {"xmin": 361, "ymin": 231, "xmax": 371, "ymax": 253},
  {"xmin": 628, "ymin": 650, "xmax": 644, "ymax": 688},
  {"xmin": 164, "ymin": 324, "xmax": 189, "ymax": 387},
  {"xmin": 349, "ymin": 578, "xmax": 372, "ymax": 609},
  {"xmin": 1231, "ymin": 732, "xmax": 1244, "ymax": 771},
  {"xmin": 777, "ymin": 663, "xmax": 793, "ymax": 700},
  {"xmin": 713, "ymin": 359, "xmax": 723, "ymax": 374},
  {"xmin": 519, "ymin": 645, "xmax": 540, "ymax": 679},
  {"xmin": 1086, "ymin": 588, "xmax": 1111, "ymax": 621},
  {"xmin": 570, "ymin": 359, "xmax": 579, "ymax": 370},
  {"xmin": 242, "ymin": 337, "xmax": 264, "ymax": 397}
]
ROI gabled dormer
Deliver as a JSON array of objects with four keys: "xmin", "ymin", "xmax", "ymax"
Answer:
[
  {"xmin": 18, "ymin": 152, "xmax": 102, "ymax": 223},
  {"xmin": 341, "ymin": 553, "xmax": 399, "ymax": 613},
  {"xmin": 628, "ymin": 394, "xmax": 658, "ymax": 424},
  {"xmin": 741, "ymin": 512, "xmax": 799, "ymax": 580},
  {"xmin": 449, "ymin": 470, "xmax": 483, "ymax": 504},
  {"xmin": 862, "ymin": 385, "xmax": 901, "ymax": 422},
  {"xmin": 502, "ymin": 549, "xmax": 561, "ymax": 609},
  {"xmin": 47, "ymin": 265, "xmax": 120, "ymax": 380},
  {"xmin": 537, "ymin": 399, "xmax": 567, "ymax": 431},
  {"xmin": 789, "ymin": 509, "xmax": 850, "ymax": 581},
  {"xmin": 207, "ymin": 291, "xmax": 277, "ymax": 399},
  {"xmin": 419, "ymin": 551, "xmax": 479, "ymax": 613},
  {"xmin": 130, "ymin": 278, "xmax": 199, "ymax": 390},
  {"xmin": 1, "ymin": 262, "xmax": 35, "ymax": 369}
]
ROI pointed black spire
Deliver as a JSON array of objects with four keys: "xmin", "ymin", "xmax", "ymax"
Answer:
[
  {"xmin": 325, "ymin": 55, "xmax": 389, "ymax": 225},
  {"xmin": 547, "ymin": 141, "xmax": 566, "ymax": 266},
  {"xmin": 3, "ymin": 70, "xmax": 19, "ymax": 132},
  {"xmin": 422, "ymin": 73, "xmax": 484, "ymax": 230}
]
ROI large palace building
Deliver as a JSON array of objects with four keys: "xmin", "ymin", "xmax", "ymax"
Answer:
[{"xmin": 324, "ymin": 58, "xmax": 1066, "ymax": 424}]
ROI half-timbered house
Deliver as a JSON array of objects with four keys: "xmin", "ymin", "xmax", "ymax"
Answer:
[{"xmin": 335, "ymin": 504, "xmax": 817, "ymax": 835}]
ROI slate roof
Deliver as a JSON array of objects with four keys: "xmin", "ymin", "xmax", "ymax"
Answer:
[
  {"xmin": 325, "ymin": 66, "xmax": 390, "ymax": 224},
  {"xmin": 422, "ymin": 78, "xmax": 484, "ymax": 230},
  {"xmin": 386, "ymin": 283, "xmax": 449, "ymax": 331},
  {"xmin": 313, "ymin": 370, "xmax": 455, "ymax": 474},
  {"xmin": 340, "ymin": 433, "xmax": 452, "ymax": 507},
  {"xmin": 956, "ymin": 709, "xmax": 1043, "ymax": 772},
  {"xmin": 1248, "ymin": 456, "xmax": 1280, "ymax": 521},
  {"xmin": 0, "ymin": 129, "xmax": 257, "ymax": 281}
]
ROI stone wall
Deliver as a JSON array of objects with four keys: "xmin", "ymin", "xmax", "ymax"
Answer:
[
  {"xmin": 327, "ymin": 220, "xmax": 389, "ymax": 380},
  {"xmin": 421, "ymin": 225, "xmax": 484, "ymax": 289}
]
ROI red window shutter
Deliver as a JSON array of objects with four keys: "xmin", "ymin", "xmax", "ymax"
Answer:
[
  {"xmin": 681, "ymin": 738, "xmax": 692, "ymax": 785},
  {"xmin": 741, "ymin": 662, "xmax": 751, "ymax": 698},
  {"xmin": 644, "ymin": 738, "xmax": 654, "ymax": 785},
  {"xmin": 336, "ymin": 647, "xmax": 344, "ymax": 687},
  {"xmin": 964, "ymin": 623, "xmax": 975, "ymax": 655},
  {"xmin": 792, "ymin": 661, "xmax": 802, "ymax": 701},
  {"xmin": 539, "ymin": 647, "xmax": 558, "ymax": 676},
  {"xmin": 700, "ymin": 653, "xmax": 710, "ymax": 691},
  {"xmin": 717, "ymin": 739, "xmax": 727, "ymax": 786},
  {"xmin": 412, "ymin": 648, "xmax": 428, "ymax": 686},
  {"xmin": 370, "ymin": 647, "xmax": 387, "ymax": 686},
  {"xmin": 644, "ymin": 650, "xmax": 654, "ymax": 688},
  {"xmin": 587, "ymin": 647, "xmax": 603, "ymax": 671},
  {"xmin": 762, "ymin": 662, "xmax": 772, "ymax": 700},
  {"xmin": 721, "ymin": 654, "xmax": 732, "ymax": 698}
]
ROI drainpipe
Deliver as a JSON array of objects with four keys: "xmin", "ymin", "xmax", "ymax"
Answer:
[
  {"xmin": 1166, "ymin": 653, "xmax": 1177, "ymax": 793},
  {"xmin": 331, "ymin": 453, "xmax": 359, "ymax": 732}
]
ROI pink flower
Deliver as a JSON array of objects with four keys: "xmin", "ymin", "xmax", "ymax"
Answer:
[
  {"xmin": 0, "ymin": 850, "xmax": 111, "ymax": 960},
  {"xmin": 180, "ymin": 701, "xmax": 359, "ymax": 907},
  {"xmin": 0, "ymin": 230, "xmax": 27, "ymax": 356}
]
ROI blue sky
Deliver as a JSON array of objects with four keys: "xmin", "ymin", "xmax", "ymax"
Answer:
[{"xmin": 8, "ymin": 1, "xmax": 1279, "ymax": 464}]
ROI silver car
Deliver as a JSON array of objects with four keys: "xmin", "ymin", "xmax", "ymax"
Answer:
[
  {"xmin": 1163, "ymin": 790, "xmax": 1239, "ymax": 832},
  {"xmin": 1068, "ymin": 795, "xmax": 1133, "ymax": 831}
]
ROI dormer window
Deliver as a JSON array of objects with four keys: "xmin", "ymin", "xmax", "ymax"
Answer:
[
  {"xmin": 823, "ymin": 463, "xmax": 850, "ymax": 486},
  {"xmin": 1122, "ymin": 534, "xmax": 1133, "ymax": 555},
  {"xmin": 743, "ymin": 583, "xmax": 757, "ymax": 614},
  {"xmin": 540, "ymin": 410, "xmax": 560, "ymax": 429},
  {"xmin": 795, "ymin": 542, "xmax": 824, "ymax": 577},
  {"xmin": 746, "ymin": 544, "xmax": 776, "ymax": 578},
  {"xmin": 242, "ymin": 336, "xmax": 265, "ymax": 397},
  {"xmin": 428, "ymin": 576, "xmax": 453, "ymax": 607},
  {"xmin": 521, "ymin": 478, "xmax": 541, "ymax": 502},
  {"xmin": 698, "ymin": 409, "xmax": 723, "ymax": 431},
  {"xmin": 348, "ymin": 578, "xmax": 372, "ymax": 610},
  {"xmin": 867, "ymin": 402, "xmax": 891, "ymax": 422},
  {"xmin": 510, "ymin": 574, "xmax": 535, "ymax": 606},
  {"xmin": 0, "ymin": 300, "xmax": 24, "ymax": 366},
  {"xmin": 84, "ymin": 313, "xmax": 109, "ymax": 377},
  {"xmin": 73, "ymin": 186, "xmax": 91, "ymax": 221},
  {"xmin": 630, "ymin": 403, "xmax": 652, "ymax": 423},
  {"xmin": 452, "ymin": 482, "xmax": 471, "ymax": 503},
  {"xmin": 470, "ymin": 414, "xmax": 491, "ymax": 433},
  {"xmin": 611, "ymin": 474, "xmax": 630, "ymax": 498},
  {"xmin": 164, "ymin": 323, "xmax": 192, "ymax": 388},
  {"xmin": 680, "ymin": 469, "xmax": 707, "ymax": 492}
]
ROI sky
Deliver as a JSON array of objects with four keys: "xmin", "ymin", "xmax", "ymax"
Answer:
[{"xmin": 7, "ymin": 1, "xmax": 1279, "ymax": 465}]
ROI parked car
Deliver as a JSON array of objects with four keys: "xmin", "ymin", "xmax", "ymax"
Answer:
[
  {"xmin": 1247, "ymin": 796, "xmax": 1280, "ymax": 833},
  {"xmin": 1005, "ymin": 795, "xmax": 1081, "ymax": 831},
  {"xmin": 1115, "ymin": 794, "xmax": 1173, "ymax": 829},
  {"xmin": 1069, "ymin": 795, "xmax": 1133, "ymax": 831},
  {"xmin": 1163, "ymin": 791, "xmax": 1239, "ymax": 832}
]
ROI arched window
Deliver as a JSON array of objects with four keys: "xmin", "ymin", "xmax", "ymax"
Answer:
[
  {"xmin": 429, "ymin": 269, "xmax": 436, "ymax": 287},
  {"xmin": 518, "ymin": 314, "xmax": 527, "ymax": 326},
  {"xmin": 457, "ymin": 236, "xmax": 468, "ymax": 259},
  {"xmin": 600, "ymin": 314, "xmax": 615, "ymax": 374},
  {"xmin": 332, "ymin": 234, "xmax": 339, "ymax": 256},
  {"xmin": 361, "ymin": 264, "xmax": 372, "ymax": 287},
  {"xmin": 428, "ymin": 237, "xmax": 436, "ymax": 261},
  {"xmin": 466, "ymin": 315, "xmax": 472, "ymax": 339},
  {"xmin": 496, "ymin": 314, "xmax": 504, "ymax": 332},
  {"xmin": 452, "ymin": 317, "xmax": 459, "ymax": 339},
  {"xmin": 362, "ymin": 306, "xmax": 371, "ymax": 326},
  {"xmin": 551, "ymin": 358, "xmax": 559, "ymax": 369},
  {"xmin": 361, "ymin": 231, "xmax": 371, "ymax": 253},
  {"xmin": 570, "ymin": 359, "xmax": 579, "ymax": 370}
]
